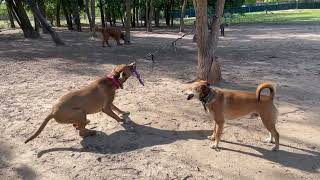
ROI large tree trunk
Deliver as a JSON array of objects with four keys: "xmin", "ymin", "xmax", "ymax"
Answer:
[
  {"xmin": 33, "ymin": 12, "xmax": 40, "ymax": 33},
  {"xmin": 193, "ymin": 0, "xmax": 225, "ymax": 83},
  {"xmin": 180, "ymin": 0, "xmax": 187, "ymax": 32},
  {"xmin": 72, "ymin": 1, "xmax": 82, "ymax": 32},
  {"xmin": 7, "ymin": 0, "xmax": 39, "ymax": 38},
  {"xmin": 27, "ymin": 0, "xmax": 65, "ymax": 45},
  {"xmin": 124, "ymin": 0, "xmax": 131, "ymax": 44},
  {"xmin": 84, "ymin": 0, "xmax": 92, "ymax": 31},
  {"xmin": 146, "ymin": 0, "xmax": 153, "ymax": 32},
  {"xmin": 99, "ymin": 0, "xmax": 105, "ymax": 27},
  {"xmin": 56, "ymin": 0, "xmax": 61, "ymax": 27},
  {"xmin": 6, "ymin": 2, "xmax": 15, "ymax": 28}
]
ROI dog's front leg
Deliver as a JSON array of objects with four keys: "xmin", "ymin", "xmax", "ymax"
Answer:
[
  {"xmin": 111, "ymin": 104, "xmax": 130, "ymax": 117},
  {"xmin": 102, "ymin": 105, "xmax": 124, "ymax": 123},
  {"xmin": 210, "ymin": 113, "xmax": 225, "ymax": 150},
  {"xmin": 208, "ymin": 123, "xmax": 216, "ymax": 141}
]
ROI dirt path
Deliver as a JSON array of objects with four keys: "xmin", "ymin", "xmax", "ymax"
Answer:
[{"xmin": 0, "ymin": 24, "xmax": 319, "ymax": 179}]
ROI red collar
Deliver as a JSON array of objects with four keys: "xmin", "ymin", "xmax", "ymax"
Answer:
[{"xmin": 106, "ymin": 75, "xmax": 121, "ymax": 89}]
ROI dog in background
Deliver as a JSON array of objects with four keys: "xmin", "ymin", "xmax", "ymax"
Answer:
[
  {"xmin": 94, "ymin": 26, "xmax": 125, "ymax": 47},
  {"xmin": 183, "ymin": 80, "xmax": 279, "ymax": 151},
  {"xmin": 25, "ymin": 63, "xmax": 136, "ymax": 144}
]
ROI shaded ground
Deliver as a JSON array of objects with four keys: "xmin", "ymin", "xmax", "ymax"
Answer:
[{"xmin": 0, "ymin": 24, "xmax": 319, "ymax": 179}]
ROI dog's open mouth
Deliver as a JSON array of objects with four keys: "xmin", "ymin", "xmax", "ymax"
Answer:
[{"xmin": 187, "ymin": 94, "xmax": 194, "ymax": 100}]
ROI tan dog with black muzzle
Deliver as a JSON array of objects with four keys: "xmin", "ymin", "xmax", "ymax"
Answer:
[
  {"xmin": 25, "ymin": 62, "xmax": 137, "ymax": 143},
  {"xmin": 183, "ymin": 80, "xmax": 279, "ymax": 151}
]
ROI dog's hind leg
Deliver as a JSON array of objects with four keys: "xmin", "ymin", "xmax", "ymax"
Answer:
[
  {"xmin": 55, "ymin": 108, "xmax": 96, "ymax": 137},
  {"xmin": 208, "ymin": 123, "xmax": 216, "ymax": 141},
  {"xmin": 259, "ymin": 110, "xmax": 279, "ymax": 151}
]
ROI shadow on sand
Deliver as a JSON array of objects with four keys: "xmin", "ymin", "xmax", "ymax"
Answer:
[{"xmin": 38, "ymin": 118, "xmax": 320, "ymax": 173}]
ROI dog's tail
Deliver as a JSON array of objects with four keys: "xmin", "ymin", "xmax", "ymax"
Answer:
[
  {"xmin": 256, "ymin": 82, "xmax": 275, "ymax": 101},
  {"xmin": 25, "ymin": 114, "xmax": 53, "ymax": 144}
]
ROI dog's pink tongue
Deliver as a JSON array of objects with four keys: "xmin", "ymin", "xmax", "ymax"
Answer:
[{"xmin": 133, "ymin": 68, "xmax": 144, "ymax": 86}]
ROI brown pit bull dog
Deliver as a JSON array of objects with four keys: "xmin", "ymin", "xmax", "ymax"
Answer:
[
  {"xmin": 25, "ymin": 62, "xmax": 140, "ymax": 143},
  {"xmin": 183, "ymin": 80, "xmax": 279, "ymax": 151},
  {"xmin": 94, "ymin": 26, "xmax": 125, "ymax": 47}
]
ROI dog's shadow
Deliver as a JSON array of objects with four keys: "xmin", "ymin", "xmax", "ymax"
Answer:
[
  {"xmin": 38, "ymin": 118, "xmax": 320, "ymax": 173},
  {"xmin": 38, "ymin": 118, "xmax": 211, "ymax": 156}
]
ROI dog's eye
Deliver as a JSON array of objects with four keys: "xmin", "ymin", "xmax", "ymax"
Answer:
[{"xmin": 122, "ymin": 73, "xmax": 126, "ymax": 77}]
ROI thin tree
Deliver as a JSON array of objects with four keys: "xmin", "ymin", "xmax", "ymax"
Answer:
[
  {"xmin": 26, "ymin": 0, "xmax": 65, "ymax": 45},
  {"xmin": 193, "ymin": 0, "xmax": 225, "ymax": 83},
  {"xmin": 6, "ymin": 1, "xmax": 15, "ymax": 28},
  {"xmin": 124, "ymin": 0, "xmax": 131, "ymax": 44},
  {"xmin": 146, "ymin": 0, "xmax": 153, "ymax": 32},
  {"xmin": 179, "ymin": 0, "xmax": 187, "ymax": 32},
  {"xmin": 84, "ymin": 0, "xmax": 93, "ymax": 31},
  {"xmin": 56, "ymin": 0, "xmax": 61, "ymax": 27},
  {"xmin": 98, "ymin": 0, "xmax": 105, "ymax": 27},
  {"xmin": 91, "ymin": 0, "xmax": 96, "ymax": 32}
]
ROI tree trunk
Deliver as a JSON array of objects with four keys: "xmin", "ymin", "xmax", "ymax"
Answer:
[
  {"xmin": 180, "ymin": 0, "xmax": 187, "ymax": 32},
  {"xmin": 72, "ymin": 1, "xmax": 82, "ymax": 31},
  {"xmin": 7, "ymin": 0, "xmax": 39, "ymax": 38},
  {"xmin": 124, "ymin": 0, "xmax": 131, "ymax": 44},
  {"xmin": 62, "ymin": 1, "xmax": 73, "ymax": 30},
  {"xmin": 170, "ymin": 4, "xmax": 173, "ymax": 27},
  {"xmin": 91, "ymin": 0, "xmax": 96, "ymax": 36},
  {"xmin": 165, "ymin": 0, "xmax": 170, "ymax": 26},
  {"xmin": 154, "ymin": 7, "xmax": 159, "ymax": 27},
  {"xmin": 193, "ymin": 0, "xmax": 225, "ymax": 83},
  {"xmin": 27, "ymin": 0, "xmax": 65, "ymax": 45},
  {"xmin": 146, "ymin": 0, "xmax": 153, "ymax": 32},
  {"xmin": 56, "ymin": 0, "xmax": 61, "ymax": 27},
  {"xmin": 99, "ymin": 0, "xmax": 105, "ymax": 27},
  {"xmin": 38, "ymin": 0, "xmax": 48, "ymax": 33},
  {"xmin": 84, "ymin": 0, "xmax": 92, "ymax": 31},
  {"xmin": 119, "ymin": 7, "xmax": 125, "ymax": 27},
  {"xmin": 136, "ymin": 0, "xmax": 139, "ymax": 27},
  {"xmin": 33, "ymin": 12, "xmax": 40, "ymax": 33},
  {"xmin": 131, "ymin": 0, "xmax": 135, "ymax": 27},
  {"xmin": 6, "ymin": 2, "xmax": 15, "ymax": 28}
]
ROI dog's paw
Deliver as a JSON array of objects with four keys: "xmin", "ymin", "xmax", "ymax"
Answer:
[
  {"xmin": 210, "ymin": 144, "xmax": 220, "ymax": 151},
  {"xmin": 271, "ymin": 145, "xmax": 279, "ymax": 151},
  {"xmin": 207, "ymin": 135, "xmax": 215, "ymax": 141},
  {"xmin": 265, "ymin": 137, "xmax": 274, "ymax": 143}
]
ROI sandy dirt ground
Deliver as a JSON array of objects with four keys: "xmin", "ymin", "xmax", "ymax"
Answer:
[{"xmin": 0, "ymin": 24, "xmax": 319, "ymax": 180}]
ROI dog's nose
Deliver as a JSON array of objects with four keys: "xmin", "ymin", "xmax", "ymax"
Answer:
[{"xmin": 187, "ymin": 94, "xmax": 194, "ymax": 100}]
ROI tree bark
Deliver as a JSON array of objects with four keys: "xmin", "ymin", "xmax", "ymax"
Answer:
[
  {"xmin": 131, "ymin": 0, "xmax": 135, "ymax": 27},
  {"xmin": 91, "ymin": 0, "xmax": 96, "ymax": 36},
  {"xmin": 33, "ymin": 12, "xmax": 40, "ymax": 33},
  {"xmin": 84, "ymin": 0, "xmax": 92, "ymax": 31},
  {"xmin": 72, "ymin": 0, "xmax": 82, "ymax": 31},
  {"xmin": 165, "ymin": 0, "xmax": 171, "ymax": 26},
  {"xmin": 37, "ymin": 0, "xmax": 48, "ymax": 33},
  {"xmin": 62, "ymin": 0, "xmax": 73, "ymax": 30},
  {"xmin": 7, "ymin": 0, "xmax": 39, "ymax": 38},
  {"xmin": 6, "ymin": 1, "xmax": 15, "ymax": 28},
  {"xmin": 124, "ymin": 0, "xmax": 131, "ymax": 44},
  {"xmin": 99, "ymin": 0, "xmax": 105, "ymax": 27},
  {"xmin": 154, "ymin": 7, "xmax": 159, "ymax": 27},
  {"xmin": 146, "ymin": 0, "xmax": 153, "ymax": 32},
  {"xmin": 180, "ymin": 0, "xmax": 187, "ymax": 32},
  {"xmin": 193, "ymin": 0, "xmax": 225, "ymax": 83},
  {"xmin": 56, "ymin": 0, "xmax": 61, "ymax": 27},
  {"xmin": 27, "ymin": 0, "xmax": 65, "ymax": 45},
  {"xmin": 136, "ymin": 0, "xmax": 139, "ymax": 27}
]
